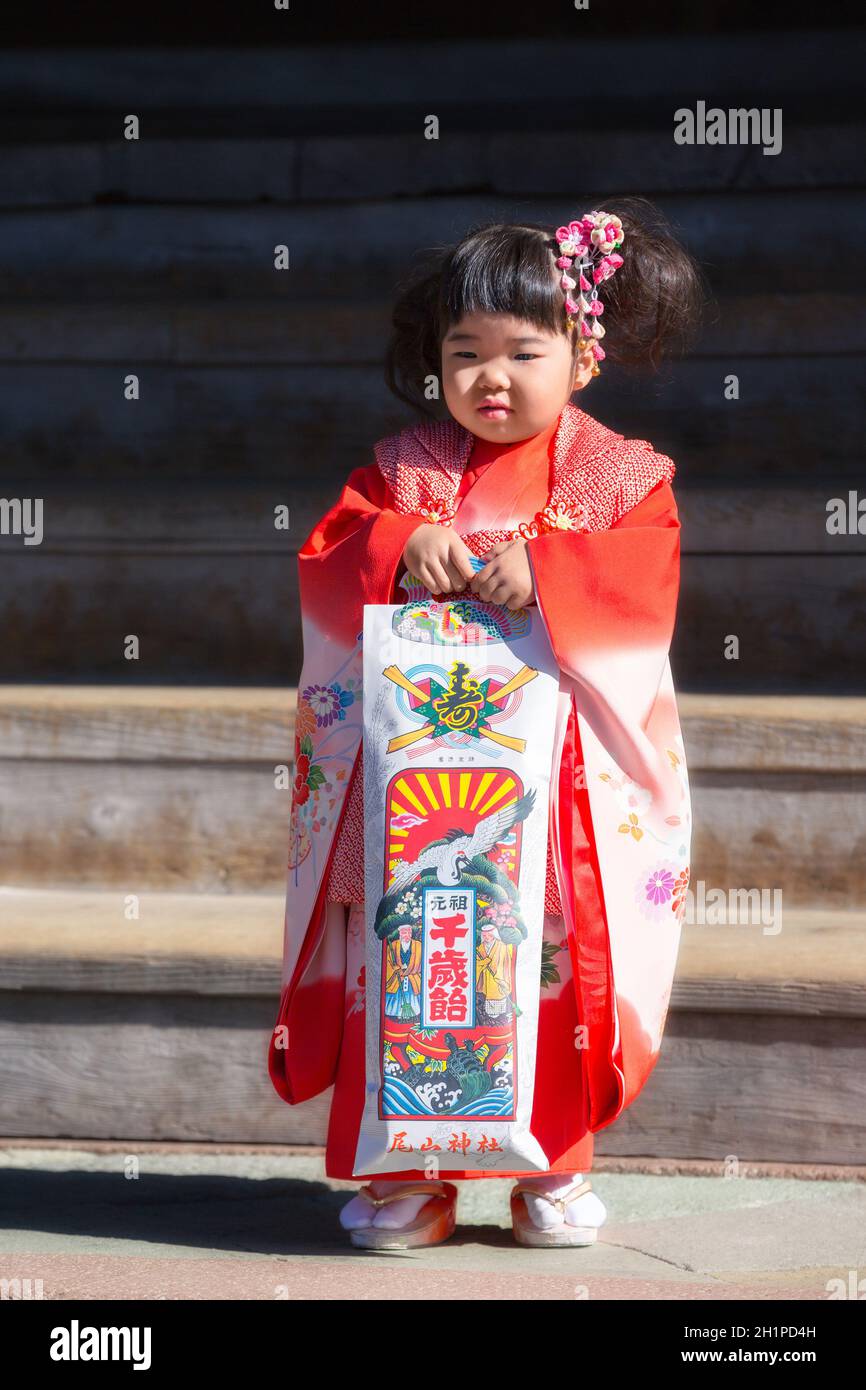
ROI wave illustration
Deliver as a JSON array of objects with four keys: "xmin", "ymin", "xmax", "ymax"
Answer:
[{"xmin": 382, "ymin": 1074, "xmax": 515, "ymax": 1118}]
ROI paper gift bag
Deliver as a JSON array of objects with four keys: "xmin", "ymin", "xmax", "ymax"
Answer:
[{"xmin": 353, "ymin": 577, "xmax": 563, "ymax": 1175}]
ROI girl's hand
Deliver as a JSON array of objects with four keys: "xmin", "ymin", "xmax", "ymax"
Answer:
[
  {"xmin": 469, "ymin": 538, "xmax": 536, "ymax": 610},
  {"xmin": 403, "ymin": 522, "xmax": 477, "ymax": 595}
]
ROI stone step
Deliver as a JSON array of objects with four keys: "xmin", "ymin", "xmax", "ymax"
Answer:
[
  {"xmin": 1, "ymin": 687, "xmax": 864, "ymax": 904},
  {"xmin": 1, "ymin": 886, "xmax": 863, "ymax": 1163}
]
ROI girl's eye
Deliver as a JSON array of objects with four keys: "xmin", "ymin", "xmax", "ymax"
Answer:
[{"xmin": 451, "ymin": 351, "xmax": 540, "ymax": 360}]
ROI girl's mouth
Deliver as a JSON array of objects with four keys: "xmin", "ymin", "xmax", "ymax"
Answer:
[{"xmin": 477, "ymin": 405, "xmax": 512, "ymax": 420}]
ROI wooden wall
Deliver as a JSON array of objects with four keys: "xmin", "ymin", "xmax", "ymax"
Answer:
[{"xmin": 0, "ymin": 31, "xmax": 864, "ymax": 688}]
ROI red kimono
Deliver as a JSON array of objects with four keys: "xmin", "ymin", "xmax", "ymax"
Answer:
[{"xmin": 269, "ymin": 400, "xmax": 692, "ymax": 1181}]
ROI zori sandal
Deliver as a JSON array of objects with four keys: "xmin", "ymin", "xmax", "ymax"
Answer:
[
  {"xmin": 347, "ymin": 1180, "xmax": 458, "ymax": 1251},
  {"xmin": 510, "ymin": 1178, "xmax": 600, "ymax": 1248}
]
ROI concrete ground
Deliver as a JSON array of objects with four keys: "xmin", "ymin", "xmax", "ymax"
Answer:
[{"xmin": 1, "ymin": 1143, "xmax": 865, "ymax": 1301}]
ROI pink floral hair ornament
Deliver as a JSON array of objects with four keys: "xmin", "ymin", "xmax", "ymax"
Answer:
[{"xmin": 554, "ymin": 210, "xmax": 624, "ymax": 376}]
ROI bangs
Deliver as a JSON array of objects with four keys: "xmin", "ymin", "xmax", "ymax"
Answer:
[{"xmin": 438, "ymin": 224, "xmax": 568, "ymax": 339}]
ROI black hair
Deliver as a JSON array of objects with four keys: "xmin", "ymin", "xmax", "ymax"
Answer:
[{"xmin": 384, "ymin": 195, "xmax": 708, "ymax": 418}]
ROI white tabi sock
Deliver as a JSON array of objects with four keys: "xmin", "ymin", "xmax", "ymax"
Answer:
[
  {"xmin": 518, "ymin": 1172, "xmax": 607, "ymax": 1231},
  {"xmin": 339, "ymin": 1179, "xmax": 438, "ymax": 1231}
]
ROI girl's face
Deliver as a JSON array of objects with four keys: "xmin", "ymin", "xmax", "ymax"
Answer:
[{"xmin": 441, "ymin": 310, "xmax": 595, "ymax": 442}]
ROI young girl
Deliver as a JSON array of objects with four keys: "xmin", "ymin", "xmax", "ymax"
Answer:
[{"xmin": 269, "ymin": 197, "xmax": 704, "ymax": 1250}]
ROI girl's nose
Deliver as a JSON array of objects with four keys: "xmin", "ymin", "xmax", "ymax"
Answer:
[{"xmin": 479, "ymin": 368, "xmax": 510, "ymax": 389}]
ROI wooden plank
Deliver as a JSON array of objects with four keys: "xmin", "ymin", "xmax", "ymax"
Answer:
[
  {"xmin": 1, "ymin": 688, "xmax": 863, "ymax": 768},
  {"xmin": 0, "ymin": 993, "xmax": 332, "ymax": 1146},
  {"xmin": 1, "ymin": 687, "xmax": 864, "ymax": 769},
  {"xmin": 676, "ymin": 553, "xmax": 866, "ymax": 691},
  {"xmin": 2, "ymin": 485, "xmax": 864, "ymax": 555},
  {"xmin": 0, "ymin": 294, "xmax": 862, "ymax": 362},
  {"xmin": 0, "ymin": 553, "xmax": 861, "ymax": 683},
  {"xmin": 0, "ymin": 489, "xmax": 297, "ymax": 552},
  {"xmin": 675, "ymin": 908, "xmax": 866, "ymax": 1016},
  {"xmin": 596, "ymin": 1012, "xmax": 866, "ymax": 1164},
  {"xmin": 0, "ymin": 760, "xmax": 861, "ymax": 900},
  {"xmin": 2, "ymin": 757, "xmax": 858, "ymax": 898},
  {"xmin": 4, "ymin": 123, "xmax": 863, "ymax": 209},
  {"xmin": 0, "ymin": 553, "xmax": 305, "ymax": 683},
  {"xmin": 0, "ymin": 686, "xmax": 296, "ymax": 761},
  {"xmin": 0, "ymin": 761, "xmax": 292, "ymax": 891},
  {"xmin": 677, "ymin": 489, "xmax": 866, "ymax": 554},
  {"xmin": 0, "ymin": 573, "xmax": 854, "ymax": 688},
  {"xmin": 485, "ymin": 124, "xmax": 866, "ymax": 197},
  {"xmin": 676, "ymin": 693, "xmax": 866, "ymax": 770},
  {"xmin": 0, "ymin": 302, "xmax": 392, "ymax": 364},
  {"xmin": 0, "ymin": 36, "xmax": 858, "ymax": 114},
  {"xmin": 0, "ymin": 141, "xmax": 297, "ymax": 209},
  {"xmin": 0, "ymin": 887, "xmax": 287, "ymax": 995},
  {"xmin": 3, "ymin": 889, "xmax": 865, "ymax": 1015},
  {"xmin": 1, "ymin": 713, "xmax": 865, "ymax": 896},
  {"xmin": 0, "ymin": 550, "xmax": 864, "ymax": 684},
  {"xmin": 0, "ymin": 359, "xmax": 863, "ymax": 484},
  {"xmin": 693, "ymin": 293, "xmax": 866, "ymax": 356},
  {"xmin": 686, "ymin": 775, "xmax": 866, "ymax": 908},
  {"xmin": 3, "ymin": 883, "xmax": 866, "ymax": 1160},
  {"xmin": 0, "ymin": 997, "xmax": 862, "ymax": 1160},
  {"xmin": 1, "ymin": 194, "xmax": 864, "ymax": 299}
]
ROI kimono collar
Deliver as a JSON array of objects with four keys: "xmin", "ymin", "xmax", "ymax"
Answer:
[
  {"xmin": 409, "ymin": 400, "xmax": 597, "ymax": 496},
  {"xmin": 375, "ymin": 398, "xmax": 675, "ymax": 534}
]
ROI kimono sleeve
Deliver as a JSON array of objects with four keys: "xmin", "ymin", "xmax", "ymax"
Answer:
[
  {"xmin": 298, "ymin": 463, "xmax": 427, "ymax": 650},
  {"xmin": 525, "ymin": 478, "xmax": 683, "ymax": 826}
]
